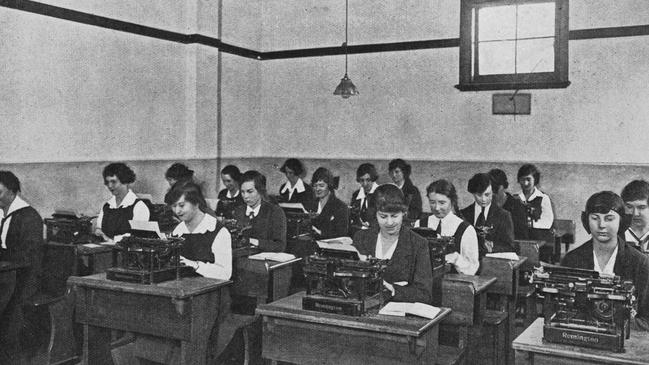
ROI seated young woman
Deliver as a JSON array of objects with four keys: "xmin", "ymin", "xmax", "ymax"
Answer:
[
  {"xmin": 561, "ymin": 191, "xmax": 649, "ymax": 330},
  {"xmin": 350, "ymin": 163, "xmax": 379, "ymax": 232},
  {"xmin": 95, "ymin": 162, "xmax": 150, "ymax": 242},
  {"xmin": 278, "ymin": 158, "xmax": 314, "ymax": 207},
  {"xmin": 415, "ymin": 179, "xmax": 479, "ymax": 275},
  {"xmin": 388, "ymin": 159, "xmax": 422, "ymax": 222},
  {"xmin": 310, "ymin": 167, "xmax": 349, "ymax": 239},
  {"xmin": 353, "ymin": 184, "xmax": 433, "ymax": 304},
  {"xmin": 165, "ymin": 162, "xmax": 195, "ymax": 188},
  {"xmin": 216, "ymin": 164, "xmax": 245, "ymax": 219},
  {"xmin": 166, "ymin": 182, "xmax": 232, "ymax": 280},
  {"xmin": 516, "ymin": 164, "xmax": 554, "ymax": 242},
  {"xmin": 233, "ymin": 170, "xmax": 287, "ymax": 252}
]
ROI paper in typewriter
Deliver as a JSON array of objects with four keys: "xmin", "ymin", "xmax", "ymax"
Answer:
[
  {"xmin": 278, "ymin": 202, "xmax": 309, "ymax": 213},
  {"xmin": 129, "ymin": 220, "xmax": 165, "ymax": 239},
  {"xmin": 316, "ymin": 237, "xmax": 356, "ymax": 250}
]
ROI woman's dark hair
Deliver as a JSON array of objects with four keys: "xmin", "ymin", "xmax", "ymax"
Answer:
[
  {"xmin": 517, "ymin": 164, "xmax": 541, "ymax": 186},
  {"xmin": 374, "ymin": 184, "xmax": 407, "ymax": 213},
  {"xmin": 426, "ymin": 179, "xmax": 460, "ymax": 214},
  {"xmin": 165, "ymin": 163, "xmax": 194, "ymax": 182},
  {"xmin": 0, "ymin": 171, "xmax": 21, "ymax": 193},
  {"xmin": 241, "ymin": 170, "xmax": 267, "ymax": 197},
  {"xmin": 221, "ymin": 165, "xmax": 242, "ymax": 184},
  {"xmin": 467, "ymin": 173, "xmax": 492, "ymax": 194},
  {"xmin": 621, "ymin": 180, "xmax": 649, "ymax": 203},
  {"xmin": 488, "ymin": 168, "xmax": 509, "ymax": 190},
  {"xmin": 280, "ymin": 158, "xmax": 305, "ymax": 177},
  {"xmin": 312, "ymin": 167, "xmax": 339, "ymax": 191},
  {"xmin": 164, "ymin": 181, "xmax": 209, "ymax": 213},
  {"xmin": 585, "ymin": 191, "xmax": 625, "ymax": 217},
  {"xmin": 103, "ymin": 163, "xmax": 136, "ymax": 184},
  {"xmin": 356, "ymin": 163, "xmax": 378, "ymax": 182},
  {"xmin": 388, "ymin": 159, "xmax": 411, "ymax": 178}
]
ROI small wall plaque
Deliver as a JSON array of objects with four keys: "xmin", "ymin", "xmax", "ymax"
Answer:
[{"xmin": 492, "ymin": 93, "xmax": 531, "ymax": 115}]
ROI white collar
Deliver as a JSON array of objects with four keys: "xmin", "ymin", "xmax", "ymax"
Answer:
[
  {"xmin": 172, "ymin": 213, "xmax": 217, "ymax": 235},
  {"xmin": 518, "ymin": 188, "xmax": 542, "ymax": 202},
  {"xmin": 246, "ymin": 204, "xmax": 261, "ymax": 217},
  {"xmin": 356, "ymin": 182, "xmax": 378, "ymax": 200},
  {"xmin": 226, "ymin": 189, "xmax": 240, "ymax": 199},
  {"xmin": 474, "ymin": 203, "xmax": 491, "ymax": 221},
  {"xmin": 426, "ymin": 212, "xmax": 462, "ymax": 231},
  {"xmin": 107, "ymin": 190, "xmax": 138, "ymax": 208},
  {"xmin": 593, "ymin": 245, "xmax": 618, "ymax": 275},
  {"xmin": 375, "ymin": 234, "xmax": 399, "ymax": 260},
  {"xmin": 3, "ymin": 195, "xmax": 29, "ymax": 217},
  {"xmin": 281, "ymin": 179, "xmax": 306, "ymax": 194}
]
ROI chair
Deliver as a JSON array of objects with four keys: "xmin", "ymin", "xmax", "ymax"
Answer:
[{"xmin": 553, "ymin": 219, "xmax": 576, "ymax": 262}]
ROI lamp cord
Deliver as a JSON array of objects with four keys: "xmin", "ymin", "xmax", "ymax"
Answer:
[{"xmin": 344, "ymin": 0, "xmax": 348, "ymax": 74}]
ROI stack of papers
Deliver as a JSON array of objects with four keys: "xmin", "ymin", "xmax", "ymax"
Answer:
[
  {"xmin": 248, "ymin": 252, "xmax": 296, "ymax": 262},
  {"xmin": 379, "ymin": 302, "xmax": 441, "ymax": 319},
  {"xmin": 278, "ymin": 202, "xmax": 308, "ymax": 213},
  {"xmin": 485, "ymin": 252, "xmax": 520, "ymax": 260}
]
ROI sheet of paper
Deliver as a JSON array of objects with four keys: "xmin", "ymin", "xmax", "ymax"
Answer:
[
  {"xmin": 82, "ymin": 243, "xmax": 103, "ymax": 248},
  {"xmin": 136, "ymin": 193, "xmax": 153, "ymax": 201},
  {"xmin": 318, "ymin": 237, "xmax": 353, "ymax": 245},
  {"xmin": 248, "ymin": 252, "xmax": 296, "ymax": 262},
  {"xmin": 278, "ymin": 202, "xmax": 308, "ymax": 213},
  {"xmin": 379, "ymin": 302, "xmax": 441, "ymax": 319},
  {"xmin": 316, "ymin": 238, "xmax": 358, "ymax": 252},
  {"xmin": 485, "ymin": 252, "xmax": 520, "ymax": 260},
  {"xmin": 129, "ymin": 220, "xmax": 164, "ymax": 239}
]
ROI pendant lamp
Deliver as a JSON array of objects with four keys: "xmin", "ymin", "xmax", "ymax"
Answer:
[{"xmin": 333, "ymin": 0, "xmax": 359, "ymax": 98}]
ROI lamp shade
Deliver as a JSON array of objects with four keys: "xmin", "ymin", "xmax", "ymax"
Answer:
[{"xmin": 333, "ymin": 74, "xmax": 359, "ymax": 99}]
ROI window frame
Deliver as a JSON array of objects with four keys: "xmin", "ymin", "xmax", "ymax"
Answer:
[{"xmin": 456, "ymin": 0, "xmax": 570, "ymax": 91}]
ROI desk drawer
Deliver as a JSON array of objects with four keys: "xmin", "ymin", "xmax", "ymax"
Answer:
[
  {"xmin": 262, "ymin": 316, "xmax": 438, "ymax": 365},
  {"xmin": 74, "ymin": 287, "xmax": 196, "ymax": 340}
]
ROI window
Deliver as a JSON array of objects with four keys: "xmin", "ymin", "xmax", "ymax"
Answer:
[{"xmin": 456, "ymin": 0, "xmax": 569, "ymax": 91}]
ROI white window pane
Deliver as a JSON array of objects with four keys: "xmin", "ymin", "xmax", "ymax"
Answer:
[
  {"xmin": 478, "ymin": 5, "xmax": 516, "ymax": 41},
  {"xmin": 516, "ymin": 38, "xmax": 555, "ymax": 73},
  {"xmin": 479, "ymin": 41, "xmax": 516, "ymax": 75},
  {"xmin": 517, "ymin": 3, "xmax": 555, "ymax": 39}
]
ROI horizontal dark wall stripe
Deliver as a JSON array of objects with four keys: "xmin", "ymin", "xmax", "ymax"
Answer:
[{"xmin": 2, "ymin": 1, "xmax": 648, "ymax": 61}]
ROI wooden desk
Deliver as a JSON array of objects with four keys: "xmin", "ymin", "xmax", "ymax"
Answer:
[
  {"xmin": 513, "ymin": 318, "xmax": 649, "ymax": 365},
  {"xmin": 480, "ymin": 256, "xmax": 527, "ymax": 365},
  {"xmin": 45, "ymin": 241, "xmax": 113, "ymax": 276},
  {"xmin": 68, "ymin": 273, "xmax": 230, "ymax": 365},
  {"xmin": 232, "ymin": 256, "xmax": 301, "ymax": 305},
  {"xmin": 257, "ymin": 292, "xmax": 451, "ymax": 365}
]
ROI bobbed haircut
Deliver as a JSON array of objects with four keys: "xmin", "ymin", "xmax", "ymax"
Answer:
[
  {"xmin": 280, "ymin": 158, "xmax": 305, "ymax": 177},
  {"xmin": 103, "ymin": 162, "xmax": 136, "ymax": 184},
  {"xmin": 165, "ymin": 163, "xmax": 194, "ymax": 182},
  {"xmin": 585, "ymin": 191, "xmax": 626, "ymax": 217},
  {"xmin": 221, "ymin": 165, "xmax": 242, "ymax": 184},
  {"xmin": 164, "ymin": 181, "xmax": 209, "ymax": 213},
  {"xmin": 356, "ymin": 163, "xmax": 379, "ymax": 182},
  {"xmin": 426, "ymin": 179, "xmax": 460, "ymax": 213},
  {"xmin": 0, "ymin": 171, "xmax": 21, "ymax": 193},
  {"xmin": 488, "ymin": 168, "xmax": 509, "ymax": 190},
  {"xmin": 388, "ymin": 159, "xmax": 411, "ymax": 178},
  {"xmin": 241, "ymin": 170, "xmax": 267, "ymax": 197},
  {"xmin": 467, "ymin": 173, "xmax": 492, "ymax": 194},
  {"xmin": 374, "ymin": 184, "xmax": 408, "ymax": 213},
  {"xmin": 517, "ymin": 164, "xmax": 541, "ymax": 185},
  {"xmin": 621, "ymin": 180, "xmax": 649, "ymax": 204},
  {"xmin": 312, "ymin": 167, "xmax": 339, "ymax": 191}
]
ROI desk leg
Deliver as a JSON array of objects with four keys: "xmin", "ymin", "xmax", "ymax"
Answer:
[
  {"xmin": 181, "ymin": 292, "xmax": 222, "ymax": 365},
  {"xmin": 83, "ymin": 324, "xmax": 113, "ymax": 365},
  {"xmin": 514, "ymin": 349, "xmax": 533, "ymax": 365}
]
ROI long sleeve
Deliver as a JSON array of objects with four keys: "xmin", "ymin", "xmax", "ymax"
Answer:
[
  {"xmin": 258, "ymin": 205, "xmax": 287, "ymax": 252},
  {"xmin": 191, "ymin": 228, "xmax": 232, "ymax": 280},
  {"xmin": 447, "ymin": 226, "xmax": 480, "ymax": 275},
  {"xmin": 392, "ymin": 239, "xmax": 433, "ymax": 304},
  {"xmin": 533, "ymin": 194, "xmax": 554, "ymax": 229},
  {"xmin": 329, "ymin": 201, "xmax": 350, "ymax": 238},
  {"xmin": 133, "ymin": 200, "xmax": 151, "ymax": 221},
  {"xmin": 493, "ymin": 210, "xmax": 517, "ymax": 253}
]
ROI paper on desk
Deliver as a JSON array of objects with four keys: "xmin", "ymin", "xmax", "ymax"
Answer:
[
  {"xmin": 129, "ymin": 220, "xmax": 165, "ymax": 239},
  {"xmin": 100, "ymin": 240, "xmax": 115, "ymax": 246},
  {"xmin": 379, "ymin": 302, "xmax": 441, "ymax": 319},
  {"xmin": 82, "ymin": 243, "xmax": 103, "ymax": 248},
  {"xmin": 248, "ymin": 252, "xmax": 296, "ymax": 262},
  {"xmin": 278, "ymin": 202, "xmax": 308, "ymax": 213},
  {"xmin": 316, "ymin": 237, "xmax": 357, "ymax": 252},
  {"xmin": 485, "ymin": 252, "xmax": 520, "ymax": 260}
]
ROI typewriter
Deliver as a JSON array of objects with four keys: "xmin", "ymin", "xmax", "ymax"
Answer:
[
  {"xmin": 45, "ymin": 210, "xmax": 98, "ymax": 244},
  {"xmin": 410, "ymin": 228, "xmax": 457, "ymax": 269},
  {"xmin": 106, "ymin": 235, "xmax": 194, "ymax": 284},
  {"xmin": 302, "ymin": 252, "xmax": 389, "ymax": 316},
  {"xmin": 530, "ymin": 266, "xmax": 637, "ymax": 352},
  {"xmin": 279, "ymin": 203, "xmax": 317, "ymax": 239},
  {"xmin": 223, "ymin": 219, "xmax": 258, "ymax": 257}
]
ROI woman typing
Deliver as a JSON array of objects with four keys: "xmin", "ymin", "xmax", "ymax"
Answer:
[
  {"xmin": 216, "ymin": 165, "xmax": 245, "ymax": 219},
  {"xmin": 310, "ymin": 167, "xmax": 349, "ymax": 239},
  {"xmin": 353, "ymin": 184, "xmax": 433, "ymax": 304},
  {"xmin": 95, "ymin": 163, "xmax": 150, "ymax": 242}
]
